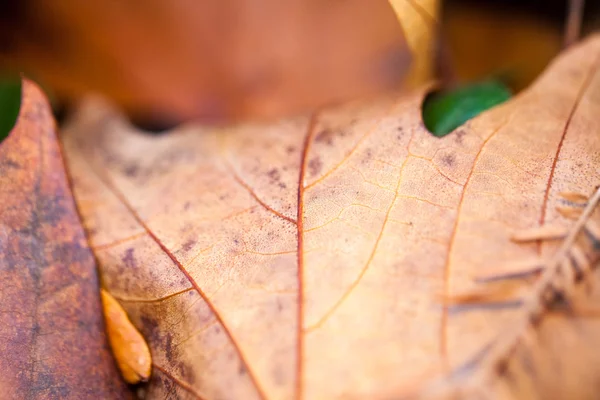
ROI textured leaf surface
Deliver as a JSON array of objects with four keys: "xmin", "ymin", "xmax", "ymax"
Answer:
[
  {"xmin": 0, "ymin": 80, "xmax": 130, "ymax": 399},
  {"xmin": 62, "ymin": 36, "xmax": 600, "ymax": 399}
]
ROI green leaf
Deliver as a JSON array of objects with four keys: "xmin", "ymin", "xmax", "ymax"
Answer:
[
  {"xmin": 0, "ymin": 79, "xmax": 22, "ymax": 143},
  {"xmin": 422, "ymin": 80, "xmax": 512, "ymax": 137}
]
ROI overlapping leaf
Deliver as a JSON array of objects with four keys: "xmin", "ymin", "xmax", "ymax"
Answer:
[{"xmin": 0, "ymin": 80, "xmax": 130, "ymax": 399}]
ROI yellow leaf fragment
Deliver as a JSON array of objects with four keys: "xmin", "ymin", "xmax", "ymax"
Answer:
[
  {"xmin": 559, "ymin": 191, "xmax": 589, "ymax": 204},
  {"xmin": 557, "ymin": 205, "xmax": 584, "ymax": 219},
  {"xmin": 101, "ymin": 289, "xmax": 152, "ymax": 384}
]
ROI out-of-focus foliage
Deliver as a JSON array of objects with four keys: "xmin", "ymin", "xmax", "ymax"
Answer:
[{"xmin": 0, "ymin": 78, "xmax": 21, "ymax": 141}]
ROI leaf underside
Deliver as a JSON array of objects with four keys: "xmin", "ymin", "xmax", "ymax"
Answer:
[{"xmin": 61, "ymin": 35, "xmax": 600, "ymax": 399}]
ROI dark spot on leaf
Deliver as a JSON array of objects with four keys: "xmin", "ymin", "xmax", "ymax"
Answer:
[
  {"xmin": 315, "ymin": 128, "xmax": 335, "ymax": 145},
  {"xmin": 181, "ymin": 239, "xmax": 195, "ymax": 253},
  {"xmin": 0, "ymin": 158, "xmax": 20, "ymax": 169},
  {"xmin": 140, "ymin": 315, "xmax": 160, "ymax": 343},
  {"xmin": 267, "ymin": 168, "xmax": 281, "ymax": 182},
  {"xmin": 286, "ymin": 145, "xmax": 296, "ymax": 154},
  {"xmin": 454, "ymin": 129, "xmax": 467, "ymax": 145},
  {"xmin": 39, "ymin": 193, "xmax": 69, "ymax": 227},
  {"xmin": 122, "ymin": 248, "xmax": 136, "ymax": 268},
  {"xmin": 164, "ymin": 333, "xmax": 174, "ymax": 362},
  {"xmin": 496, "ymin": 359, "xmax": 508, "ymax": 375},
  {"xmin": 396, "ymin": 127, "xmax": 404, "ymax": 140},
  {"xmin": 308, "ymin": 157, "xmax": 323, "ymax": 176},
  {"xmin": 123, "ymin": 164, "xmax": 139, "ymax": 177},
  {"xmin": 442, "ymin": 154, "xmax": 455, "ymax": 167},
  {"xmin": 361, "ymin": 148, "xmax": 373, "ymax": 164}
]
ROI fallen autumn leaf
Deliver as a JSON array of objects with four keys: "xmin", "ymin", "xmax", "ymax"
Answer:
[{"xmin": 60, "ymin": 35, "xmax": 600, "ymax": 399}]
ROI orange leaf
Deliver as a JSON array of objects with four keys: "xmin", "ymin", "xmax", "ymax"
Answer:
[
  {"xmin": 2, "ymin": 0, "xmax": 415, "ymax": 123},
  {"xmin": 62, "ymin": 35, "xmax": 600, "ymax": 399},
  {"xmin": 0, "ymin": 80, "xmax": 131, "ymax": 399}
]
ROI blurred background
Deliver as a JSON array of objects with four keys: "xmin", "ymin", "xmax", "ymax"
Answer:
[
  {"xmin": 443, "ymin": 0, "xmax": 599, "ymax": 91},
  {"xmin": 0, "ymin": 0, "xmax": 598, "ymax": 132}
]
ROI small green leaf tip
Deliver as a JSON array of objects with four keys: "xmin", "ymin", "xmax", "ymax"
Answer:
[
  {"xmin": 422, "ymin": 79, "xmax": 512, "ymax": 137},
  {"xmin": 0, "ymin": 78, "xmax": 22, "ymax": 143}
]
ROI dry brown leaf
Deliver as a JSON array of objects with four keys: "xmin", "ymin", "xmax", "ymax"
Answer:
[
  {"xmin": 61, "ymin": 35, "xmax": 600, "ymax": 399},
  {"xmin": 0, "ymin": 80, "xmax": 130, "ymax": 399},
  {"xmin": 0, "ymin": 0, "xmax": 433, "ymax": 123}
]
